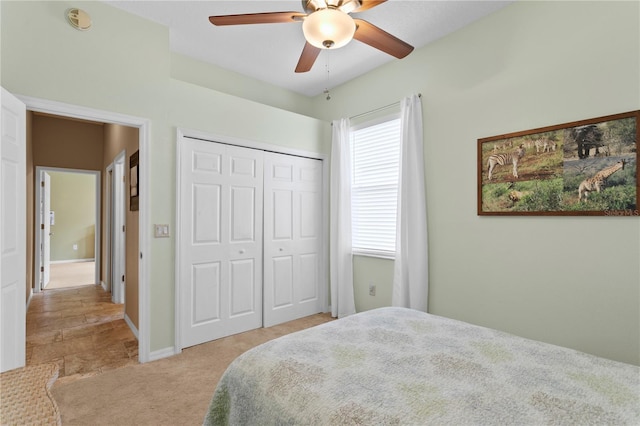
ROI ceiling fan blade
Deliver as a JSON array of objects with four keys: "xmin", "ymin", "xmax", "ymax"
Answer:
[
  {"xmin": 209, "ymin": 12, "xmax": 306, "ymax": 26},
  {"xmin": 353, "ymin": 19, "xmax": 414, "ymax": 59},
  {"xmin": 352, "ymin": 0, "xmax": 387, "ymax": 13},
  {"xmin": 295, "ymin": 42, "xmax": 322, "ymax": 73}
]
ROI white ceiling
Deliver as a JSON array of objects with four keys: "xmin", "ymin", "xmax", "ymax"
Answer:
[{"xmin": 103, "ymin": 1, "xmax": 514, "ymax": 97}]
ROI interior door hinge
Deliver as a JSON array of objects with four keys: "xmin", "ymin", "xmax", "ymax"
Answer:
[
  {"xmin": 41, "ymin": 224, "xmax": 44, "ymax": 230},
  {"xmin": 121, "ymin": 275, "xmax": 125, "ymax": 282},
  {"xmin": 123, "ymin": 175, "xmax": 126, "ymax": 183},
  {"xmin": 122, "ymin": 225, "xmax": 125, "ymax": 232},
  {"xmin": 41, "ymin": 181, "xmax": 45, "ymax": 187},
  {"xmin": 40, "ymin": 266, "xmax": 44, "ymax": 272}
]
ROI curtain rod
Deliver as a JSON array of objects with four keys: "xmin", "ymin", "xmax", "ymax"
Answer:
[
  {"xmin": 349, "ymin": 93, "xmax": 422, "ymax": 121},
  {"xmin": 330, "ymin": 94, "xmax": 422, "ymax": 125}
]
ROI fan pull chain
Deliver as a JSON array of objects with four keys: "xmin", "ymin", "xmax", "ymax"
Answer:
[{"xmin": 324, "ymin": 53, "xmax": 331, "ymax": 101}]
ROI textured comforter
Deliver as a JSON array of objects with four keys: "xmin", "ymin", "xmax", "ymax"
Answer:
[{"xmin": 204, "ymin": 307, "xmax": 640, "ymax": 425}]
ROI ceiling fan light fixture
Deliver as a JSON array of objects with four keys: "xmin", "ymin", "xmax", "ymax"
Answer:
[{"xmin": 302, "ymin": 8, "xmax": 356, "ymax": 49}]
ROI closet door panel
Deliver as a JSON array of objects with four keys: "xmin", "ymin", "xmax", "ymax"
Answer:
[
  {"xmin": 263, "ymin": 153, "xmax": 323, "ymax": 327},
  {"xmin": 180, "ymin": 139, "xmax": 263, "ymax": 348}
]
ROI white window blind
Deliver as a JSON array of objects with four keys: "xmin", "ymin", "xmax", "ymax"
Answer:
[{"xmin": 350, "ymin": 117, "xmax": 401, "ymax": 258}]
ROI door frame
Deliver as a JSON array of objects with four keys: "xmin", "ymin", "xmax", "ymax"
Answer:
[
  {"xmin": 19, "ymin": 94, "xmax": 151, "ymax": 363},
  {"xmin": 34, "ymin": 167, "xmax": 101, "ymax": 292},
  {"xmin": 107, "ymin": 151, "xmax": 126, "ymax": 304},
  {"xmin": 174, "ymin": 127, "xmax": 329, "ymax": 353},
  {"xmin": 104, "ymin": 164, "xmax": 113, "ymax": 293}
]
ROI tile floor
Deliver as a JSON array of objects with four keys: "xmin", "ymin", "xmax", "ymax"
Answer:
[{"xmin": 26, "ymin": 285, "xmax": 138, "ymax": 382}]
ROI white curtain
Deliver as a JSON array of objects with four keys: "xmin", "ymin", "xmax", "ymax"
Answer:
[
  {"xmin": 330, "ymin": 118, "xmax": 356, "ymax": 318},
  {"xmin": 392, "ymin": 94, "xmax": 429, "ymax": 312}
]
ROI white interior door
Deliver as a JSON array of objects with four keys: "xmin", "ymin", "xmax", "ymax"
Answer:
[
  {"xmin": 263, "ymin": 153, "xmax": 323, "ymax": 327},
  {"xmin": 104, "ymin": 166, "xmax": 113, "ymax": 292},
  {"xmin": 179, "ymin": 139, "xmax": 263, "ymax": 348},
  {"xmin": 41, "ymin": 172, "xmax": 51, "ymax": 287},
  {"xmin": 109, "ymin": 152, "xmax": 126, "ymax": 304},
  {"xmin": 1, "ymin": 87, "xmax": 27, "ymax": 372}
]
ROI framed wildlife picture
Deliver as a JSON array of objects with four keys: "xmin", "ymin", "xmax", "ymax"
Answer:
[{"xmin": 477, "ymin": 110, "xmax": 639, "ymax": 216}]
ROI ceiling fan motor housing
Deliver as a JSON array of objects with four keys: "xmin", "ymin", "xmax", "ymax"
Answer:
[
  {"xmin": 302, "ymin": 7, "xmax": 356, "ymax": 49},
  {"xmin": 302, "ymin": 0, "xmax": 362, "ymax": 14}
]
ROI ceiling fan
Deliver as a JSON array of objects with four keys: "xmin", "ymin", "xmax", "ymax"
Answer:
[{"xmin": 209, "ymin": 0, "xmax": 414, "ymax": 73}]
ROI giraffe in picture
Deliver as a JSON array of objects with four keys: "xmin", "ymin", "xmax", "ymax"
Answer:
[{"xmin": 578, "ymin": 159, "xmax": 627, "ymax": 202}]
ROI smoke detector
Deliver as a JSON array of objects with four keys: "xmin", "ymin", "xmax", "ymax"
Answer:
[{"xmin": 66, "ymin": 8, "xmax": 92, "ymax": 31}]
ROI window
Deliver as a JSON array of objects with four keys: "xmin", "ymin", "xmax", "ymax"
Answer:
[{"xmin": 350, "ymin": 116, "xmax": 401, "ymax": 258}]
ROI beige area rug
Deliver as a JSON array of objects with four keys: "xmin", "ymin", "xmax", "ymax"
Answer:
[
  {"xmin": 0, "ymin": 363, "xmax": 61, "ymax": 426},
  {"xmin": 51, "ymin": 313, "xmax": 334, "ymax": 425},
  {"xmin": 46, "ymin": 261, "xmax": 95, "ymax": 290}
]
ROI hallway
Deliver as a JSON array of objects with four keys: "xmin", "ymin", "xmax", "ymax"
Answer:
[{"xmin": 26, "ymin": 285, "xmax": 138, "ymax": 383}]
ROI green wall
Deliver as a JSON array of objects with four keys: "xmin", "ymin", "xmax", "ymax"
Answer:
[
  {"xmin": 310, "ymin": 1, "xmax": 640, "ymax": 365},
  {"xmin": 48, "ymin": 171, "xmax": 96, "ymax": 261},
  {"xmin": 1, "ymin": 0, "xmax": 325, "ymax": 353},
  {"xmin": 2, "ymin": 1, "xmax": 638, "ymax": 365}
]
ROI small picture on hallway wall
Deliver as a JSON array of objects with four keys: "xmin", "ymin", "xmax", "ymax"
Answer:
[
  {"xmin": 478, "ymin": 110, "xmax": 639, "ymax": 216},
  {"xmin": 130, "ymin": 150, "xmax": 139, "ymax": 211}
]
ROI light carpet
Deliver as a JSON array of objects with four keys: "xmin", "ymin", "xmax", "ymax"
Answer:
[
  {"xmin": 0, "ymin": 363, "xmax": 61, "ymax": 425},
  {"xmin": 51, "ymin": 313, "xmax": 333, "ymax": 425}
]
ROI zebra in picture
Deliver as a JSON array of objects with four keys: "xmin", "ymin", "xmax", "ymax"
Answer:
[
  {"xmin": 578, "ymin": 159, "xmax": 627, "ymax": 202},
  {"xmin": 487, "ymin": 145, "xmax": 526, "ymax": 181}
]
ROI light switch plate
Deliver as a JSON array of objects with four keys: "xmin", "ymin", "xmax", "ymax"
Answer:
[{"xmin": 154, "ymin": 224, "xmax": 170, "ymax": 238}]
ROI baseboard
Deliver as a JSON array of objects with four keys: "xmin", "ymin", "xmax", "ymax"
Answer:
[
  {"xmin": 26, "ymin": 288, "xmax": 33, "ymax": 310},
  {"xmin": 50, "ymin": 258, "xmax": 95, "ymax": 264},
  {"xmin": 148, "ymin": 346, "xmax": 179, "ymax": 362},
  {"xmin": 124, "ymin": 313, "xmax": 139, "ymax": 340}
]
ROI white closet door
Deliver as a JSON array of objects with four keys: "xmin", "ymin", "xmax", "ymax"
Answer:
[
  {"xmin": 263, "ymin": 152, "xmax": 323, "ymax": 327},
  {"xmin": 179, "ymin": 139, "xmax": 263, "ymax": 348}
]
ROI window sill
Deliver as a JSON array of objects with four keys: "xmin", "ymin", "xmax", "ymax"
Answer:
[{"xmin": 352, "ymin": 250, "xmax": 395, "ymax": 260}]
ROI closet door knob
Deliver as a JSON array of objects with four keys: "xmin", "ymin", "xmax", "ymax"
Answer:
[
  {"xmin": 279, "ymin": 248, "xmax": 283, "ymax": 252},
  {"xmin": 239, "ymin": 249, "xmax": 245, "ymax": 254}
]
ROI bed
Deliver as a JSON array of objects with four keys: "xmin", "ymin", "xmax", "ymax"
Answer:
[{"xmin": 203, "ymin": 307, "xmax": 640, "ymax": 425}]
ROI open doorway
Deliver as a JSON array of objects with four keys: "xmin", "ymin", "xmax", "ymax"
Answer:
[
  {"xmin": 34, "ymin": 167, "xmax": 101, "ymax": 292},
  {"xmin": 18, "ymin": 94, "xmax": 149, "ymax": 365},
  {"xmin": 23, "ymin": 107, "xmax": 144, "ymax": 377}
]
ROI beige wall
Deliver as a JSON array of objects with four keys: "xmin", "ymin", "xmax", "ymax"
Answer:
[
  {"xmin": 32, "ymin": 114, "xmax": 104, "ymax": 171},
  {"xmin": 103, "ymin": 124, "xmax": 140, "ymax": 329},
  {"xmin": 48, "ymin": 171, "xmax": 96, "ymax": 261}
]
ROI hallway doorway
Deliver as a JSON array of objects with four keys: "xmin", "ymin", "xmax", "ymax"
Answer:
[{"xmin": 35, "ymin": 167, "xmax": 100, "ymax": 293}]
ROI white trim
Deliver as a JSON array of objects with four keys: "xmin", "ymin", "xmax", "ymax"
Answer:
[
  {"xmin": 180, "ymin": 127, "xmax": 325, "ymax": 161},
  {"xmin": 19, "ymin": 95, "xmax": 151, "ymax": 364},
  {"xmin": 34, "ymin": 167, "xmax": 101, "ymax": 292},
  {"xmin": 175, "ymin": 127, "xmax": 330, "ymax": 352},
  {"xmin": 321, "ymin": 149, "xmax": 330, "ymax": 313},
  {"xmin": 148, "ymin": 347, "xmax": 179, "ymax": 362},
  {"xmin": 101, "ymin": 280, "xmax": 108, "ymax": 292},
  {"xmin": 50, "ymin": 258, "xmax": 95, "ymax": 264},
  {"xmin": 124, "ymin": 313, "xmax": 139, "ymax": 340},
  {"xmin": 111, "ymin": 151, "xmax": 127, "ymax": 305},
  {"xmin": 26, "ymin": 288, "xmax": 33, "ymax": 311}
]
